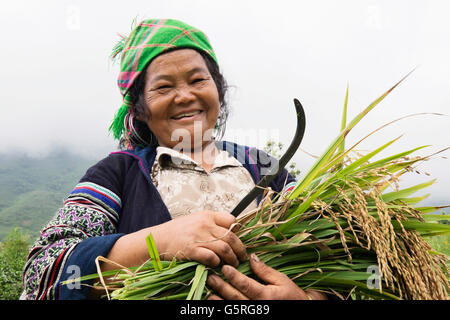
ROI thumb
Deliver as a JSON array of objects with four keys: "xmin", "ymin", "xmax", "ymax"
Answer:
[{"xmin": 249, "ymin": 253, "xmax": 289, "ymax": 285}]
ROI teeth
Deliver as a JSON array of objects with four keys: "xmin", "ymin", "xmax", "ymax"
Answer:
[{"xmin": 173, "ymin": 110, "xmax": 201, "ymax": 119}]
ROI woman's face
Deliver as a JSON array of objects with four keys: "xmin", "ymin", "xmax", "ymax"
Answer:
[{"xmin": 142, "ymin": 49, "xmax": 220, "ymax": 150}]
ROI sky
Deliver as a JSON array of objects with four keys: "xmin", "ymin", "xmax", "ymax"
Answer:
[{"xmin": 0, "ymin": 0, "xmax": 449, "ymax": 204}]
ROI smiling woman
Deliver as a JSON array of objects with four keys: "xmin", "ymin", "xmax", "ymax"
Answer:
[
  {"xmin": 21, "ymin": 19, "xmax": 325, "ymax": 300},
  {"xmin": 125, "ymin": 47, "xmax": 230, "ymax": 153},
  {"xmin": 140, "ymin": 50, "xmax": 221, "ymax": 155}
]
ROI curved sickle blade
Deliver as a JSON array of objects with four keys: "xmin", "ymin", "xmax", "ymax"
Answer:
[{"xmin": 231, "ymin": 98, "xmax": 306, "ymax": 217}]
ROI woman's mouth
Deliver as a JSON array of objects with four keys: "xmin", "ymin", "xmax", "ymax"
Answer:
[{"xmin": 171, "ymin": 110, "xmax": 203, "ymax": 121}]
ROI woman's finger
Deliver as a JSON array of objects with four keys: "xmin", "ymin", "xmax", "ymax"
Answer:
[
  {"xmin": 207, "ymin": 274, "xmax": 249, "ymax": 300},
  {"xmin": 220, "ymin": 265, "xmax": 266, "ymax": 299},
  {"xmin": 202, "ymin": 238, "xmax": 239, "ymax": 267},
  {"xmin": 212, "ymin": 226, "xmax": 247, "ymax": 263},
  {"xmin": 249, "ymin": 253, "xmax": 291, "ymax": 286},
  {"xmin": 211, "ymin": 211, "xmax": 236, "ymax": 229},
  {"xmin": 186, "ymin": 246, "xmax": 221, "ymax": 267}
]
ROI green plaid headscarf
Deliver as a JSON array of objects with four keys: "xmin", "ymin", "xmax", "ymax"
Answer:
[{"xmin": 109, "ymin": 19, "xmax": 218, "ymax": 141}]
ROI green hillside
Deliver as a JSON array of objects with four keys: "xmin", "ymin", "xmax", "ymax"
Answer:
[{"xmin": 0, "ymin": 150, "xmax": 98, "ymax": 241}]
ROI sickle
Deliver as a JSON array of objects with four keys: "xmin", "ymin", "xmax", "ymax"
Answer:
[{"xmin": 231, "ymin": 98, "xmax": 306, "ymax": 217}]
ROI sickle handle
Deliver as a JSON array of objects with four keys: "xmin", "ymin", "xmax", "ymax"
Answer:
[{"xmin": 231, "ymin": 98, "xmax": 306, "ymax": 217}]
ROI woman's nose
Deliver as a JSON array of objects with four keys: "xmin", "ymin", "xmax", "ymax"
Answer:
[{"xmin": 173, "ymin": 84, "xmax": 196, "ymax": 105}]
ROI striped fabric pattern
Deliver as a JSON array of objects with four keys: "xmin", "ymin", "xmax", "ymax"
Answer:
[
  {"xmin": 68, "ymin": 182, "xmax": 122, "ymax": 217},
  {"xmin": 110, "ymin": 18, "xmax": 218, "ymax": 141},
  {"xmin": 283, "ymin": 181, "xmax": 297, "ymax": 194}
]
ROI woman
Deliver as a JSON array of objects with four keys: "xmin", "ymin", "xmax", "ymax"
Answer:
[{"xmin": 22, "ymin": 19, "xmax": 327, "ymax": 300}]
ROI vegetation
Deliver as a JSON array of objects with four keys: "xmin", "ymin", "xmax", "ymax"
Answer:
[
  {"xmin": 0, "ymin": 150, "xmax": 96, "ymax": 241},
  {"xmin": 0, "ymin": 228, "xmax": 30, "ymax": 299},
  {"xmin": 264, "ymin": 139, "xmax": 301, "ymax": 178},
  {"xmin": 428, "ymin": 234, "xmax": 450, "ymax": 256}
]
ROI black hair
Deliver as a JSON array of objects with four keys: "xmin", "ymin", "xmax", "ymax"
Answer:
[{"xmin": 120, "ymin": 49, "xmax": 230, "ymax": 150}]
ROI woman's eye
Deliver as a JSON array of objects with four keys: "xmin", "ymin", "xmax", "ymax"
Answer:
[
  {"xmin": 151, "ymin": 84, "xmax": 172, "ymax": 93},
  {"xmin": 192, "ymin": 78, "xmax": 206, "ymax": 84}
]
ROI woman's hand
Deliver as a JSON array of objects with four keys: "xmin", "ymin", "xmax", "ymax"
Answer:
[
  {"xmin": 206, "ymin": 253, "xmax": 328, "ymax": 300},
  {"xmin": 154, "ymin": 210, "xmax": 247, "ymax": 268},
  {"xmin": 104, "ymin": 210, "xmax": 246, "ymax": 272}
]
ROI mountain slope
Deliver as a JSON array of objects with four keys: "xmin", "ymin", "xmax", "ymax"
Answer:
[{"xmin": 0, "ymin": 150, "xmax": 98, "ymax": 240}]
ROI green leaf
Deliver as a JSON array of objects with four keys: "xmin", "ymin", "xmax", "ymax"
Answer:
[
  {"xmin": 187, "ymin": 264, "xmax": 207, "ymax": 300},
  {"xmin": 381, "ymin": 180, "xmax": 436, "ymax": 203},
  {"xmin": 392, "ymin": 220, "xmax": 450, "ymax": 233},
  {"xmin": 338, "ymin": 83, "xmax": 349, "ymax": 157},
  {"xmin": 193, "ymin": 269, "xmax": 208, "ymax": 300},
  {"xmin": 355, "ymin": 145, "xmax": 428, "ymax": 175},
  {"xmin": 338, "ymin": 136, "xmax": 402, "ymax": 178},
  {"xmin": 421, "ymin": 214, "xmax": 450, "ymax": 221},
  {"xmin": 146, "ymin": 233, "xmax": 163, "ymax": 272},
  {"xmin": 415, "ymin": 206, "xmax": 450, "ymax": 214}
]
